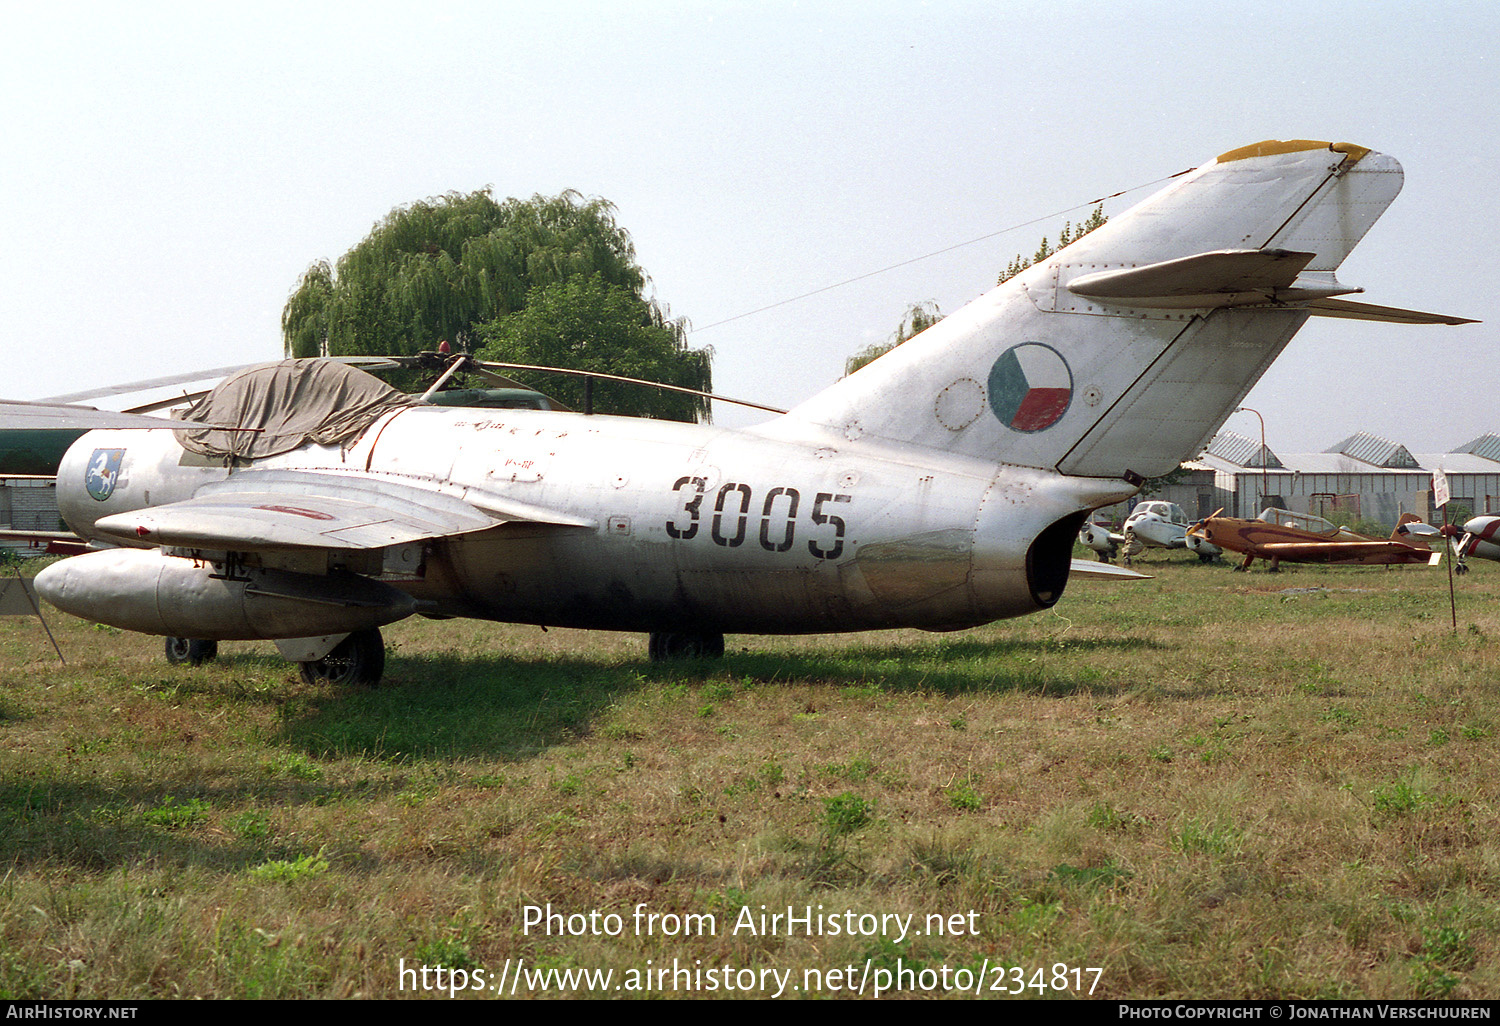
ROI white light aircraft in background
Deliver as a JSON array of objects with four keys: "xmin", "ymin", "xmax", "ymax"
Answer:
[
  {"xmin": 1125, "ymin": 502, "xmax": 1189, "ymax": 548},
  {"xmin": 1183, "ymin": 528, "xmax": 1224, "ymax": 563},
  {"xmin": 1082, "ymin": 501, "xmax": 1220, "ymax": 564},
  {"xmin": 1442, "ymin": 515, "xmax": 1500, "ymax": 574},
  {"xmin": 1079, "ymin": 521, "xmax": 1125, "ymax": 562},
  {"xmin": 10, "ymin": 139, "xmax": 1475, "ymax": 684}
]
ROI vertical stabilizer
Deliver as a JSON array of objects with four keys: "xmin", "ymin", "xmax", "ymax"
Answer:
[{"xmin": 774, "ymin": 141, "xmax": 1405, "ymax": 480}]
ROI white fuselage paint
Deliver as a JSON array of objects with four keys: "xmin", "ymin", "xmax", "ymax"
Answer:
[
  {"xmin": 1457, "ymin": 516, "xmax": 1500, "ymax": 564},
  {"xmin": 1123, "ymin": 502, "xmax": 1189, "ymax": 549}
]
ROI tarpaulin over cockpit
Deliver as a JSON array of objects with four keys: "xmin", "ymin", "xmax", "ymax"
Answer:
[{"xmin": 174, "ymin": 360, "xmax": 415, "ymax": 459}]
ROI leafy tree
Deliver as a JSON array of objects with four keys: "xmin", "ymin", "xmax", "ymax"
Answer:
[
  {"xmin": 844, "ymin": 300, "xmax": 944, "ymax": 376},
  {"xmin": 1139, "ymin": 465, "xmax": 1194, "ymax": 497},
  {"xmin": 1326, "ymin": 509, "xmax": 1394, "ymax": 538},
  {"xmin": 998, "ymin": 205, "xmax": 1107, "ymax": 284},
  {"xmin": 281, "ymin": 189, "xmax": 712, "ymax": 419},
  {"xmin": 478, "ymin": 275, "xmax": 710, "ymax": 422},
  {"xmin": 284, "ymin": 189, "xmax": 652, "ymax": 357},
  {"xmin": 842, "ymin": 205, "xmax": 1109, "ymax": 379}
]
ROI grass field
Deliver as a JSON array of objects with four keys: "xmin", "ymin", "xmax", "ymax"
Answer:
[{"xmin": 1, "ymin": 551, "xmax": 1497, "ymax": 999}]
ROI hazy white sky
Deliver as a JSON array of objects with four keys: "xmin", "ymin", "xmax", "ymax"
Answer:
[{"xmin": 4, "ymin": 1, "xmax": 1495, "ymax": 454}]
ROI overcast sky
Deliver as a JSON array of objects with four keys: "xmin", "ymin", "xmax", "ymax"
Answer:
[{"xmin": 4, "ymin": 1, "xmax": 1494, "ymax": 454}]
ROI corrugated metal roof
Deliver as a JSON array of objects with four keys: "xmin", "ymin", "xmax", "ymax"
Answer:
[
  {"xmin": 1204, "ymin": 431, "xmax": 1283, "ymax": 468},
  {"xmin": 1184, "ymin": 431, "xmax": 1500, "ymax": 477},
  {"xmin": 1454, "ymin": 434, "xmax": 1500, "ymax": 462},
  {"xmin": 1279, "ymin": 453, "xmax": 1429, "ymax": 476},
  {"xmin": 1324, "ymin": 432, "xmax": 1420, "ymax": 468},
  {"xmin": 1413, "ymin": 453, "xmax": 1500, "ymax": 475}
]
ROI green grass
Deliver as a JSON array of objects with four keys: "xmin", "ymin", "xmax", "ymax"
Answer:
[{"xmin": 1, "ymin": 552, "xmax": 1499, "ymax": 998}]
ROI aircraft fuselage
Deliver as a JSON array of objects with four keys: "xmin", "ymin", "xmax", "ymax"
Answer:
[{"xmin": 54, "ymin": 406, "xmax": 1131, "ymax": 637}]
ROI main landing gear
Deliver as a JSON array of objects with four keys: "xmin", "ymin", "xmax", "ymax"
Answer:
[
  {"xmin": 165, "ymin": 637, "xmax": 218, "ymax": 666},
  {"xmin": 647, "ymin": 631, "xmax": 725, "ymax": 661},
  {"xmin": 163, "ymin": 630, "xmax": 386, "ymax": 686},
  {"xmin": 298, "ymin": 628, "xmax": 386, "ymax": 687}
]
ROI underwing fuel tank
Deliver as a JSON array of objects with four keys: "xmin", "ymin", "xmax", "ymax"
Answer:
[{"xmin": 33, "ymin": 548, "xmax": 417, "ymax": 640}]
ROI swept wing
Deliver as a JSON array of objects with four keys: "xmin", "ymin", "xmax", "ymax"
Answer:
[{"xmin": 89, "ymin": 469, "xmax": 591, "ymax": 553}]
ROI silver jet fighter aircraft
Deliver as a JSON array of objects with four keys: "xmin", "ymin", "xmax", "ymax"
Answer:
[{"xmin": 30, "ymin": 139, "xmax": 1473, "ymax": 684}]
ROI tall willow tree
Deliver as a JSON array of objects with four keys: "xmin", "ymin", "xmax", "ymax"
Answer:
[
  {"xmin": 839, "ymin": 206, "xmax": 1110, "ymax": 379},
  {"xmin": 844, "ymin": 300, "xmax": 943, "ymax": 376},
  {"xmin": 998, "ymin": 204, "xmax": 1107, "ymax": 284},
  {"xmin": 282, "ymin": 189, "xmax": 712, "ymax": 420},
  {"xmin": 479, "ymin": 275, "xmax": 711, "ymax": 422}
]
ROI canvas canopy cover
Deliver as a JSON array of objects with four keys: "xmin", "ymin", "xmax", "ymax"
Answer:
[{"xmin": 174, "ymin": 360, "xmax": 416, "ymax": 459}]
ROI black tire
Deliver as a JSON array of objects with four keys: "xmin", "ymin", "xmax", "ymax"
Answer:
[
  {"xmin": 165, "ymin": 638, "xmax": 217, "ymax": 666},
  {"xmin": 298, "ymin": 628, "xmax": 385, "ymax": 687},
  {"xmin": 647, "ymin": 631, "xmax": 726, "ymax": 661}
]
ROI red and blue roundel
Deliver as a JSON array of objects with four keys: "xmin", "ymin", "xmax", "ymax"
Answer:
[{"xmin": 987, "ymin": 343, "xmax": 1072, "ymax": 432}]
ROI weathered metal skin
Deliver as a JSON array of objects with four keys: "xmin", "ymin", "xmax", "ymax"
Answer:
[
  {"xmin": 49, "ymin": 411, "xmax": 1125, "ymax": 636},
  {"xmin": 396, "ymin": 411, "xmax": 1125, "ymax": 631}
]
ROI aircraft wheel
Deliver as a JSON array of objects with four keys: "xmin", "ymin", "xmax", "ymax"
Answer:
[
  {"xmin": 1455, "ymin": 563, "xmax": 1470, "ymax": 576},
  {"xmin": 647, "ymin": 631, "xmax": 725, "ymax": 661},
  {"xmin": 299, "ymin": 628, "xmax": 385, "ymax": 687},
  {"xmin": 165, "ymin": 637, "xmax": 217, "ymax": 666}
]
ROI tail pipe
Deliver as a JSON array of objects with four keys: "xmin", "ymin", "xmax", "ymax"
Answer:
[{"xmin": 1026, "ymin": 510, "xmax": 1090, "ymax": 608}]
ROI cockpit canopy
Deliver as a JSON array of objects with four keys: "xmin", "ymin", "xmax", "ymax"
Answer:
[{"xmin": 1134, "ymin": 501, "xmax": 1187, "ymax": 525}]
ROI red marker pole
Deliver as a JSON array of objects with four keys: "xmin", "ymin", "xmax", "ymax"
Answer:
[{"xmin": 1434, "ymin": 469, "xmax": 1456, "ymax": 630}]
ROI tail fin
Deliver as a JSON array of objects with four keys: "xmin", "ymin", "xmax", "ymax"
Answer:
[
  {"xmin": 778, "ymin": 141, "xmax": 1409, "ymax": 479},
  {"xmin": 1392, "ymin": 513, "xmax": 1439, "ymax": 545}
]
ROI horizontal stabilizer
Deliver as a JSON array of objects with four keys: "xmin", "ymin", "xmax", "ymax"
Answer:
[
  {"xmin": 1065, "ymin": 249, "xmax": 1360, "ymax": 309},
  {"xmin": 1306, "ymin": 299, "xmax": 1478, "ymax": 325},
  {"xmin": 1069, "ymin": 559, "xmax": 1151, "ymax": 581}
]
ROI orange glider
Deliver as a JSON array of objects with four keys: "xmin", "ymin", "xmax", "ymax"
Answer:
[{"xmin": 1187, "ymin": 509, "xmax": 1442, "ymax": 572}]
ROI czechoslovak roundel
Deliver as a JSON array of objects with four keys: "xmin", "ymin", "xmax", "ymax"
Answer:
[{"xmin": 987, "ymin": 343, "xmax": 1072, "ymax": 432}]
